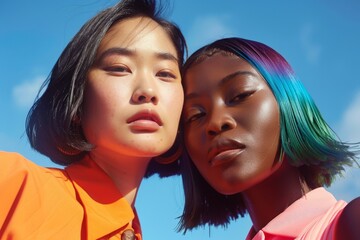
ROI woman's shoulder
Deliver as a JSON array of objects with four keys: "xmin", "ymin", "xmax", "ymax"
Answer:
[
  {"xmin": 0, "ymin": 150, "xmax": 68, "ymax": 183},
  {"xmin": 0, "ymin": 151, "xmax": 39, "ymax": 175},
  {"xmin": 0, "ymin": 151, "xmax": 83, "ymax": 239},
  {"xmin": 0, "ymin": 150, "xmax": 75, "ymax": 211},
  {"xmin": 334, "ymin": 197, "xmax": 360, "ymax": 240},
  {"xmin": 1, "ymin": 150, "xmax": 44, "ymax": 171},
  {"xmin": 0, "ymin": 150, "xmax": 29, "ymax": 161}
]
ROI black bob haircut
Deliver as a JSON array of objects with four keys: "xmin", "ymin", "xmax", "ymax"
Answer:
[{"xmin": 26, "ymin": 0, "xmax": 187, "ymax": 177}]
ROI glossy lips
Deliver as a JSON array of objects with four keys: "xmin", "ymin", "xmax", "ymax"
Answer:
[
  {"xmin": 208, "ymin": 138, "xmax": 245, "ymax": 166},
  {"xmin": 127, "ymin": 109, "xmax": 163, "ymax": 132}
]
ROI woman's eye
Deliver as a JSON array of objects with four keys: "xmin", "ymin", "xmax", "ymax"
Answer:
[
  {"xmin": 156, "ymin": 71, "xmax": 177, "ymax": 81},
  {"xmin": 229, "ymin": 91, "xmax": 254, "ymax": 103},
  {"xmin": 185, "ymin": 112, "xmax": 205, "ymax": 123},
  {"xmin": 104, "ymin": 65, "xmax": 130, "ymax": 74}
]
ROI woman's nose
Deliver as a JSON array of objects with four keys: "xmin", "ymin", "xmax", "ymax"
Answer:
[
  {"xmin": 131, "ymin": 78, "xmax": 158, "ymax": 104},
  {"xmin": 132, "ymin": 88, "xmax": 158, "ymax": 104},
  {"xmin": 206, "ymin": 109, "xmax": 236, "ymax": 136}
]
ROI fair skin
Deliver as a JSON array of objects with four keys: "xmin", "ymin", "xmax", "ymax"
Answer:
[
  {"xmin": 81, "ymin": 16, "xmax": 183, "ymax": 206},
  {"xmin": 183, "ymin": 53, "xmax": 310, "ymax": 231}
]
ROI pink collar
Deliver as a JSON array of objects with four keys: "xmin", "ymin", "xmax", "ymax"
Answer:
[{"xmin": 246, "ymin": 188, "xmax": 337, "ymax": 239}]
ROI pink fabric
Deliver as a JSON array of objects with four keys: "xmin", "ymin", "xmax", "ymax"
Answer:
[{"xmin": 246, "ymin": 187, "xmax": 346, "ymax": 240}]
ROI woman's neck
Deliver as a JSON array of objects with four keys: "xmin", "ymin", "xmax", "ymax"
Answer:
[
  {"xmin": 88, "ymin": 150, "xmax": 152, "ymax": 207},
  {"xmin": 242, "ymin": 158, "xmax": 311, "ymax": 233}
]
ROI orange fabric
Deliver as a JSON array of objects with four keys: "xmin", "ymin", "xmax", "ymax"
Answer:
[
  {"xmin": 246, "ymin": 187, "xmax": 346, "ymax": 240},
  {"xmin": 0, "ymin": 151, "xmax": 142, "ymax": 240}
]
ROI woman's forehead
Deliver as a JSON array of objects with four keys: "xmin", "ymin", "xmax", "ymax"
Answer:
[{"xmin": 184, "ymin": 54, "xmax": 258, "ymax": 91}]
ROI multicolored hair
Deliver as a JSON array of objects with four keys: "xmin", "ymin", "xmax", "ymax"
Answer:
[{"xmin": 179, "ymin": 37, "xmax": 359, "ymax": 231}]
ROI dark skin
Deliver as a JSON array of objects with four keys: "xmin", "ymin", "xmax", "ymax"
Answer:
[
  {"xmin": 184, "ymin": 53, "xmax": 311, "ymax": 234},
  {"xmin": 184, "ymin": 54, "xmax": 283, "ymax": 196},
  {"xmin": 242, "ymin": 158, "xmax": 310, "ymax": 233},
  {"xmin": 183, "ymin": 53, "xmax": 360, "ymax": 239},
  {"xmin": 335, "ymin": 197, "xmax": 360, "ymax": 239}
]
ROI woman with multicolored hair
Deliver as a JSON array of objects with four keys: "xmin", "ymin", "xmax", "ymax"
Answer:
[{"xmin": 179, "ymin": 37, "xmax": 360, "ymax": 239}]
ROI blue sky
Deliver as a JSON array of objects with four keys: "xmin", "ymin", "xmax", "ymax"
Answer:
[{"xmin": 1, "ymin": 0, "xmax": 360, "ymax": 239}]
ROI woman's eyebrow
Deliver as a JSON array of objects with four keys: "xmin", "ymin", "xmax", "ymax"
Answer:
[
  {"xmin": 185, "ymin": 92, "xmax": 199, "ymax": 101},
  {"xmin": 220, "ymin": 70, "xmax": 257, "ymax": 86},
  {"xmin": 97, "ymin": 47, "xmax": 134, "ymax": 61},
  {"xmin": 155, "ymin": 52, "xmax": 179, "ymax": 64},
  {"xmin": 185, "ymin": 70, "xmax": 257, "ymax": 100}
]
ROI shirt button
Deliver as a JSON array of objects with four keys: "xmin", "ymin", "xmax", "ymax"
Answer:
[{"xmin": 121, "ymin": 229, "xmax": 135, "ymax": 240}]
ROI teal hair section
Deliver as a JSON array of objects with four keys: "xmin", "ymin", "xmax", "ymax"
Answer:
[
  {"xmin": 212, "ymin": 38, "xmax": 357, "ymax": 187},
  {"xmin": 262, "ymin": 68, "xmax": 354, "ymax": 186}
]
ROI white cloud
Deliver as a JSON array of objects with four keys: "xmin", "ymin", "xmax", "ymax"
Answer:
[
  {"xmin": 186, "ymin": 15, "xmax": 235, "ymax": 53},
  {"xmin": 328, "ymin": 90, "xmax": 360, "ymax": 202},
  {"xmin": 300, "ymin": 24, "xmax": 322, "ymax": 65},
  {"xmin": 327, "ymin": 166, "xmax": 360, "ymax": 202},
  {"xmin": 338, "ymin": 91, "xmax": 360, "ymax": 142},
  {"xmin": 12, "ymin": 76, "xmax": 45, "ymax": 108}
]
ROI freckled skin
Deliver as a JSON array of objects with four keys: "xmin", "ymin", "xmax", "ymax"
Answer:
[
  {"xmin": 82, "ymin": 17, "xmax": 184, "ymax": 163},
  {"xmin": 183, "ymin": 53, "xmax": 281, "ymax": 195}
]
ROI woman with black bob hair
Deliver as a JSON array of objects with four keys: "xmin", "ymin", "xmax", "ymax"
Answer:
[
  {"xmin": 1, "ymin": 0, "xmax": 186, "ymax": 239},
  {"xmin": 179, "ymin": 37, "xmax": 359, "ymax": 239},
  {"xmin": 27, "ymin": 0, "xmax": 186, "ymax": 174}
]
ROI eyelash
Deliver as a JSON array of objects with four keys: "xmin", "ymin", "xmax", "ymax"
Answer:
[
  {"xmin": 104, "ymin": 65, "xmax": 130, "ymax": 74},
  {"xmin": 185, "ymin": 111, "xmax": 205, "ymax": 123},
  {"xmin": 229, "ymin": 91, "xmax": 254, "ymax": 104},
  {"xmin": 156, "ymin": 71, "xmax": 177, "ymax": 81},
  {"xmin": 185, "ymin": 91, "xmax": 255, "ymax": 123},
  {"xmin": 103, "ymin": 65, "xmax": 177, "ymax": 81}
]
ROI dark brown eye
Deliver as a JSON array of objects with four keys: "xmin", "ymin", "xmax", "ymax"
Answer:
[
  {"xmin": 187, "ymin": 112, "xmax": 205, "ymax": 123},
  {"xmin": 184, "ymin": 108, "xmax": 206, "ymax": 123},
  {"xmin": 229, "ymin": 91, "xmax": 254, "ymax": 104},
  {"xmin": 104, "ymin": 65, "xmax": 129, "ymax": 73},
  {"xmin": 156, "ymin": 71, "xmax": 177, "ymax": 81}
]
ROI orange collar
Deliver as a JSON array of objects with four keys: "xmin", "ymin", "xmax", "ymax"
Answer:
[{"xmin": 65, "ymin": 156, "xmax": 141, "ymax": 239}]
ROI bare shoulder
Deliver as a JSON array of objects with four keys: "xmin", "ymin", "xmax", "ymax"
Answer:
[{"xmin": 334, "ymin": 197, "xmax": 360, "ymax": 240}]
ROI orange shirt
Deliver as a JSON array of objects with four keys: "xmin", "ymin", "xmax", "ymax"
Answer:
[{"xmin": 0, "ymin": 151, "xmax": 142, "ymax": 240}]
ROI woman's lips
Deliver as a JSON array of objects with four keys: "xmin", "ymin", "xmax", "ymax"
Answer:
[
  {"xmin": 209, "ymin": 148, "xmax": 245, "ymax": 167},
  {"xmin": 127, "ymin": 109, "xmax": 162, "ymax": 132},
  {"xmin": 208, "ymin": 139, "xmax": 245, "ymax": 166}
]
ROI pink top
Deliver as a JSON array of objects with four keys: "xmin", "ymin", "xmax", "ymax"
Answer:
[{"xmin": 246, "ymin": 187, "xmax": 347, "ymax": 240}]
